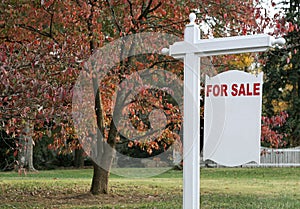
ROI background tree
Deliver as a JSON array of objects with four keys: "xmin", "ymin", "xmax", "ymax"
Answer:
[
  {"xmin": 261, "ymin": 0, "xmax": 300, "ymax": 147},
  {"xmin": 0, "ymin": 1, "xmax": 79, "ymax": 171}
]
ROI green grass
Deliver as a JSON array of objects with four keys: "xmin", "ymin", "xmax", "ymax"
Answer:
[
  {"xmin": 200, "ymin": 167, "xmax": 300, "ymax": 209},
  {"xmin": 1, "ymin": 167, "xmax": 300, "ymax": 208}
]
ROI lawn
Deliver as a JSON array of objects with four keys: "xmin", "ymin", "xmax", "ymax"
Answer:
[
  {"xmin": 1, "ymin": 167, "xmax": 300, "ymax": 208},
  {"xmin": 201, "ymin": 167, "xmax": 300, "ymax": 209}
]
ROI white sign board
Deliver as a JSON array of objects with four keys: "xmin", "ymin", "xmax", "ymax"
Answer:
[{"xmin": 204, "ymin": 70, "xmax": 263, "ymax": 166}]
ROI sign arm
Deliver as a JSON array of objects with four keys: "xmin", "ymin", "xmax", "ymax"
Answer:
[{"xmin": 167, "ymin": 35, "xmax": 286, "ymax": 58}]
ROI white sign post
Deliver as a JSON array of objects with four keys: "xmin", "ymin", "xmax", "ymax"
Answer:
[{"xmin": 162, "ymin": 13, "xmax": 285, "ymax": 209}]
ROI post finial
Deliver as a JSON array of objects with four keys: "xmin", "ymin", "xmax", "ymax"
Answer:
[
  {"xmin": 188, "ymin": 13, "xmax": 196, "ymax": 25},
  {"xmin": 271, "ymin": 37, "xmax": 286, "ymax": 46},
  {"xmin": 161, "ymin": 48, "xmax": 169, "ymax": 55}
]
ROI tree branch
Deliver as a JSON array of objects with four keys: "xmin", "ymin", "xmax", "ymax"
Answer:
[
  {"xmin": 148, "ymin": 2, "xmax": 162, "ymax": 13},
  {"xmin": 127, "ymin": 0, "xmax": 134, "ymax": 18},
  {"xmin": 16, "ymin": 24, "xmax": 59, "ymax": 45},
  {"xmin": 0, "ymin": 36, "xmax": 27, "ymax": 45},
  {"xmin": 87, "ymin": 0, "xmax": 96, "ymax": 54},
  {"xmin": 49, "ymin": 12, "xmax": 54, "ymax": 38},
  {"xmin": 106, "ymin": 0, "xmax": 122, "ymax": 34},
  {"xmin": 138, "ymin": 0, "xmax": 162, "ymax": 20}
]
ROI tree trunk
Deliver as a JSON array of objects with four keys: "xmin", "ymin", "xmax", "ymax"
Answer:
[
  {"xmin": 18, "ymin": 122, "xmax": 36, "ymax": 172},
  {"xmin": 74, "ymin": 148, "xmax": 84, "ymax": 168},
  {"xmin": 90, "ymin": 136, "xmax": 116, "ymax": 194},
  {"xmin": 27, "ymin": 135, "xmax": 36, "ymax": 172},
  {"xmin": 87, "ymin": 0, "xmax": 131, "ymax": 192},
  {"xmin": 90, "ymin": 66, "xmax": 124, "ymax": 195},
  {"xmin": 90, "ymin": 162, "xmax": 110, "ymax": 194},
  {"xmin": 17, "ymin": 137, "xmax": 26, "ymax": 171},
  {"xmin": 90, "ymin": 89, "xmax": 122, "ymax": 194}
]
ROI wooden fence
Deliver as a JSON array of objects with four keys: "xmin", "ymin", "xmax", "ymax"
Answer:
[{"xmin": 201, "ymin": 147, "xmax": 300, "ymax": 167}]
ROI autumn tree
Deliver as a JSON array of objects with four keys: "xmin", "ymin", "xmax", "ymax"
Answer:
[{"xmin": 73, "ymin": 0, "xmax": 267, "ymax": 194}]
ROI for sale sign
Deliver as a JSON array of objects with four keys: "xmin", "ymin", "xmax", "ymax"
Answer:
[{"xmin": 204, "ymin": 70, "xmax": 263, "ymax": 166}]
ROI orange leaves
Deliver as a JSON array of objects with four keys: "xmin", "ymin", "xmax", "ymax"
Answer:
[
  {"xmin": 119, "ymin": 79, "xmax": 182, "ymax": 155},
  {"xmin": 33, "ymin": 39, "xmax": 41, "ymax": 46},
  {"xmin": 287, "ymin": 22, "xmax": 297, "ymax": 33},
  {"xmin": 128, "ymin": 141, "xmax": 133, "ymax": 148}
]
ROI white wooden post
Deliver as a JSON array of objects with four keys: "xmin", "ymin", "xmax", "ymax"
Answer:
[
  {"xmin": 162, "ymin": 13, "xmax": 285, "ymax": 209},
  {"xmin": 182, "ymin": 14, "xmax": 201, "ymax": 209}
]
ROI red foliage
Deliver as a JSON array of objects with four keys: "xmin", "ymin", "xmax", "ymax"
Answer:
[
  {"xmin": 0, "ymin": 0, "xmax": 273, "ymax": 155},
  {"xmin": 261, "ymin": 111, "xmax": 289, "ymax": 148}
]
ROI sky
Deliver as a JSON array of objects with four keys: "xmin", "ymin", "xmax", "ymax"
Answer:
[
  {"xmin": 199, "ymin": 0, "xmax": 289, "ymax": 35},
  {"xmin": 258, "ymin": 0, "xmax": 289, "ymax": 33}
]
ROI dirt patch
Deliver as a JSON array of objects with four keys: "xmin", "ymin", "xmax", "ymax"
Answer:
[{"xmin": 1, "ymin": 186, "xmax": 168, "ymax": 208}]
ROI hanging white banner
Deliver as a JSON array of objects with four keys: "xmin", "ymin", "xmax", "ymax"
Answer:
[{"xmin": 204, "ymin": 70, "xmax": 263, "ymax": 166}]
